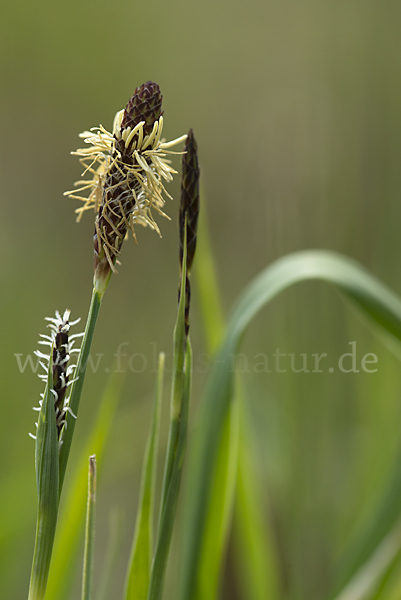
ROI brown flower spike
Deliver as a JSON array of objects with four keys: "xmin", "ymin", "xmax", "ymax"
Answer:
[
  {"xmin": 65, "ymin": 82, "xmax": 187, "ymax": 293},
  {"xmin": 179, "ymin": 129, "xmax": 200, "ymax": 338}
]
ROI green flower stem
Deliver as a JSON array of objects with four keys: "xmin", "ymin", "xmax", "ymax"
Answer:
[
  {"xmin": 59, "ymin": 287, "xmax": 103, "ymax": 495},
  {"xmin": 148, "ymin": 342, "xmax": 192, "ymax": 600},
  {"xmin": 148, "ymin": 237, "xmax": 189, "ymax": 600},
  {"xmin": 158, "ymin": 316, "xmax": 186, "ymax": 519},
  {"xmin": 158, "ymin": 242, "xmax": 187, "ymax": 523},
  {"xmin": 82, "ymin": 455, "xmax": 97, "ymax": 600}
]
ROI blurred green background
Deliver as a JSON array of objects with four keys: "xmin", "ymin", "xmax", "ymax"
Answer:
[{"xmin": 2, "ymin": 1, "xmax": 401, "ymax": 599}]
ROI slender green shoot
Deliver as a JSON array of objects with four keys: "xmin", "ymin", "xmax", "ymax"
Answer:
[
  {"xmin": 58, "ymin": 287, "xmax": 103, "ymax": 495},
  {"xmin": 28, "ymin": 354, "xmax": 59, "ymax": 600},
  {"xmin": 124, "ymin": 353, "xmax": 165, "ymax": 600},
  {"xmin": 148, "ymin": 341, "xmax": 192, "ymax": 600},
  {"xmin": 158, "ymin": 238, "xmax": 188, "ymax": 524},
  {"xmin": 82, "ymin": 455, "xmax": 97, "ymax": 600}
]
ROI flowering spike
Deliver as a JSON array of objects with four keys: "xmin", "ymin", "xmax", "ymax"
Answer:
[
  {"xmin": 179, "ymin": 129, "xmax": 200, "ymax": 275},
  {"xmin": 121, "ymin": 81, "xmax": 164, "ymax": 136},
  {"xmin": 65, "ymin": 82, "xmax": 187, "ymax": 294},
  {"xmin": 31, "ymin": 310, "xmax": 82, "ymax": 444},
  {"xmin": 178, "ymin": 129, "xmax": 200, "ymax": 338}
]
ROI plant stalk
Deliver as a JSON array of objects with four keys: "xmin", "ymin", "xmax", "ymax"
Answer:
[
  {"xmin": 158, "ymin": 233, "xmax": 188, "ymax": 525},
  {"xmin": 58, "ymin": 287, "xmax": 103, "ymax": 495}
]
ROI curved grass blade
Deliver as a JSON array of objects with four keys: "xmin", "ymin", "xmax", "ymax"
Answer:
[
  {"xmin": 82, "ymin": 455, "xmax": 97, "ymax": 600},
  {"xmin": 192, "ymin": 199, "xmax": 279, "ymax": 600},
  {"xmin": 369, "ymin": 543, "xmax": 401, "ymax": 600},
  {"xmin": 45, "ymin": 372, "xmax": 122, "ymax": 600},
  {"xmin": 28, "ymin": 354, "xmax": 59, "ymax": 600},
  {"xmin": 124, "ymin": 353, "xmax": 165, "ymax": 600},
  {"xmin": 178, "ymin": 250, "xmax": 401, "ymax": 600},
  {"xmin": 332, "ymin": 516, "xmax": 401, "ymax": 600},
  {"xmin": 332, "ymin": 444, "xmax": 401, "ymax": 598}
]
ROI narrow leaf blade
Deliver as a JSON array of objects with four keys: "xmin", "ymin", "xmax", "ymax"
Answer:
[
  {"xmin": 28, "ymin": 354, "xmax": 59, "ymax": 600},
  {"xmin": 191, "ymin": 198, "xmax": 279, "ymax": 600},
  {"xmin": 45, "ymin": 372, "xmax": 122, "ymax": 600},
  {"xmin": 124, "ymin": 353, "xmax": 165, "ymax": 600},
  {"xmin": 179, "ymin": 250, "xmax": 401, "ymax": 600}
]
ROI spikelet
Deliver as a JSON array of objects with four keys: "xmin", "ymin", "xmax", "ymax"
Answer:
[
  {"xmin": 65, "ymin": 81, "xmax": 187, "ymax": 292},
  {"xmin": 178, "ymin": 129, "xmax": 200, "ymax": 338},
  {"xmin": 30, "ymin": 310, "xmax": 83, "ymax": 446}
]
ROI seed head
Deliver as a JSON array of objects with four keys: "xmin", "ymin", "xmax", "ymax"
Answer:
[
  {"xmin": 31, "ymin": 310, "xmax": 83, "ymax": 445},
  {"xmin": 65, "ymin": 82, "xmax": 187, "ymax": 293}
]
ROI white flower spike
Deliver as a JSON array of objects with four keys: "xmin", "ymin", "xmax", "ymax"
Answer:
[{"xmin": 30, "ymin": 310, "xmax": 83, "ymax": 446}]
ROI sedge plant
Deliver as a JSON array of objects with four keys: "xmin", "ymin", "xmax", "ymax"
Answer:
[
  {"xmin": 27, "ymin": 81, "xmax": 193, "ymax": 600},
  {"xmin": 26, "ymin": 78, "xmax": 401, "ymax": 600}
]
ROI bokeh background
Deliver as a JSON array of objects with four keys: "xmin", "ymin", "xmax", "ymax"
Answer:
[{"xmin": 1, "ymin": 1, "xmax": 401, "ymax": 599}]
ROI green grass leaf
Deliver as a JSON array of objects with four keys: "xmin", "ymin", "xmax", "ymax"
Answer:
[
  {"xmin": 193, "ymin": 198, "xmax": 240, "ymax": 600},
  {"xmin": 194, "ymin": 191, "xmax": 225, "ymax": 354},
  {"xmin": 193, "ymin": 391, "xmax": 240, "ymax": 600},
  {"xmin": 332, "ymin": 517, "xmax": 401, "ymax": 600},
  {"xmin": 191, "ymin": 199, "xmax": 280, "ymax": 600},
  {"xmin": 332, "ymin": 447, "xmax": 401, "ymax": 598},
  {"xmin": 232, "ymin": 398, "xmax": 280, "ymax": 600},
  {"xmin": 178, "ymin": 249, "xmax": 401, "ymax": 600},
  {"xmin": 124, "ymin": 353, "xmax": 165, "ymax": 600},
  {"xmin": 28, "ymin": 354, "xmax": 59, "ymax": 600}
]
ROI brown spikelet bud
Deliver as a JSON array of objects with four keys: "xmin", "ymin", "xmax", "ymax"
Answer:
[
  {"xmin": 65, "ymin": 82, "xmax": 187, "ymax": 294},
  {"xmin": 121, "ymin": 81, "xmax": 164, "ymax": 136},
  {"xmin": 32, "ymin": 311, "xmax": 83, "ymax": 443},
  {"xmin": 93, "ymin": 83, "xmax": 165, "ymax": 289},
  {"xmin": 179, "ymin": 129, "xmax": 200, "ymax": 338},
  {"xmin": 179, "ymin": 129, "xmax": 200, "ymax": 275}
]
